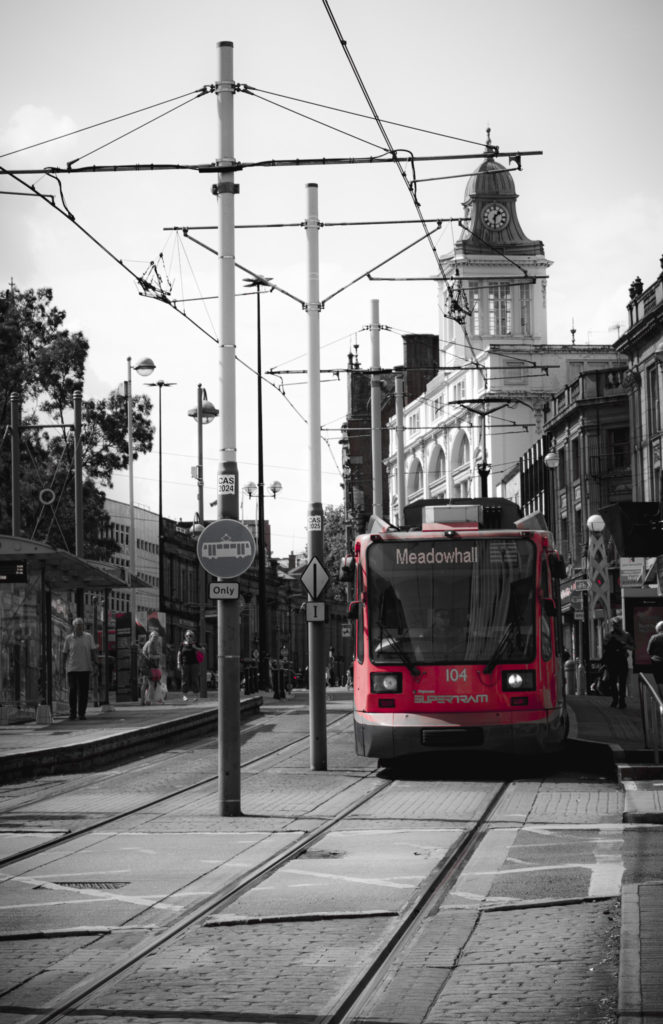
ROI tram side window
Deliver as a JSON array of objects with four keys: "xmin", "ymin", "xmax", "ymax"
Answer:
[{"xmin": 541, "ymin": 613, "xmax": 552, "ymax": 661}]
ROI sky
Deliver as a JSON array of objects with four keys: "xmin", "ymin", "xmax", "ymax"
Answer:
[{"xmin": 2, "ymin": 0, "xmax": 662, "ymax": 558}]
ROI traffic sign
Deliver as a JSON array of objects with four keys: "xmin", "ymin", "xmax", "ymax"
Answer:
[
  {"xmin": 301, "ymin": 556, "xmax": 330, "ymax": 599},
  {"xmin": 306, "ymin": 601, "xmax": 326, "ymax": 622},
  {"xmin": 209, "ymin": 581, "xmax": 239, "ymax": 600},
  {"xmin": 197, "ymin": 519, "xmax": 256, "ymax": 579}
]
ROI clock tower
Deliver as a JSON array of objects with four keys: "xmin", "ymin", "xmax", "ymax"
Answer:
[{"xmin": 440, "ymin": 131, "xmax": 551, "ymax": 358}]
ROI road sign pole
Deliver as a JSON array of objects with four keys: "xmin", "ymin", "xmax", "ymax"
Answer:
[{"xmin": 306, "ymin": 182, "xmax": 327, "ymax": 771}]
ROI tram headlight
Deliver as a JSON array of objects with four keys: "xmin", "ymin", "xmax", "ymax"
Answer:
[
  {"xmin": 501, "ymin": 670, "xmax": 536, "ymax": 691},
  {"xmin": 371, "ymin": 672, "xmax": 402, "ymax": 694}
]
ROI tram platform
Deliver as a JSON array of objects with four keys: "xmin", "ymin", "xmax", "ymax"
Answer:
[{"xmin": 0, "ymin": 683, "xmax": 659, "ymax": 792}]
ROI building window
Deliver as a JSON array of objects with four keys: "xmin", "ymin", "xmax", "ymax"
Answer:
[
  {"xmin": 574, "ymin": 506, "xmax": 583, "ymax": 566},
  {"xmin": 571, "ymin": 437, "xmax": 580, "ymax": 480},
  {"xmin": 407, "ymin": 458, "xmax": 423, "ymax": 499},
  {"xmin": 606, "ymin": 427, "xmax": 629, "ymax": 470},
  {"xmin": 429, "ymin": 445, "xmax": 446, "ymax": 490},
  {"xmin": 519, "ymin": 283, "xmax": 531, "ymax": 336},
  {"xmin": 471, "ymin": 288, "xmax": 481, "ymax": 335},
  {"xmin": 488, "ymin": 282, "xmax": 512, "ymax": 336},
  {"xmin": 558, "ymin": 447, "xmax": 567, "ymax": 488},
  {"xmin": 647, "ymin": 366, "xmax": 661, "ymax": 437},
  {"xmin": 452, "ymin": 380, "xmax": 466, "ymax": 402}
]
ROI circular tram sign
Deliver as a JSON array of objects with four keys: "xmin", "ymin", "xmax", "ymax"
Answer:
[{"xmin": 197, "ymin": 519, "xmax": 256, "ymax": 580}]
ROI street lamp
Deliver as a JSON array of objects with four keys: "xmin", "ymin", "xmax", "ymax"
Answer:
[
  {"xmin": 126, "ymin": 356, "xmax": 155, "ymax": 699},
  {"xmin": 188, "ymin": 384, "xmax": 219, "ymax": 697},
  {"xmin": 544, "ymin": 448, "xmax": 560, "ymax": 540},
  {"xmin": 243, "ymin": 479, "xmax": 282, "ymax": 692},
  {"xmin": 145, "ymin": 380, "xmax": 177, "ymax": 614}
]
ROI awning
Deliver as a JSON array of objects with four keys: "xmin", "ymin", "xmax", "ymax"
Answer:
[{"xmin": 0, "ymin": 536, "xmax": 138, "ymax": 591}]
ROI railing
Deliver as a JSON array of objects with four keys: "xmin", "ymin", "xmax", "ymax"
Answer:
[{"xmin": 638, "ymin": 673, "xmax": 663, "ymax": 764}]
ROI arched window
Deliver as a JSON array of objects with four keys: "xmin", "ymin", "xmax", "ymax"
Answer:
[
  {"xmin": 407, "ymin": 457, "xmax": 423, "ymax": 499},
  {"xmin": 428, "ymin": 444, "xmax": 446, "ymax": 494},
  {"xmin": 450, "ymin": 430, "xmax": 471, "ymax": 499}
]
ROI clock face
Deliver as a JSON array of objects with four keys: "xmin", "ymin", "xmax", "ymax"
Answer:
[{"xmin": 482, "ymin": 203, "xmax": 509, "ymax": 230}]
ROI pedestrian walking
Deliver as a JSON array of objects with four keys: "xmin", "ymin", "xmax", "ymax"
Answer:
[
  {"xmin": 646, "ymin": 620, "xmax": 663, "ymax": 693},
  {"xmin": 141, "ymin": 630, "xmax": 164, "ymax": 704},
  {"xmin": 601, "ymin": 616, "xmax": 634, "ymax": 709},
  {"xmin": 62, "ymin": 618, "xmax": 97, "ymax": 720},
  {"xmin": 271, "ymin": 656, "xmax": 285, "ymax": 700},
  {"xmin": 177, "ymin": 630, "xmax": 201, "ymax": 702}
]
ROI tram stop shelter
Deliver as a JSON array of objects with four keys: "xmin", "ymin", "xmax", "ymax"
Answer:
[{"xmin": 0, "ymin": 535, "xmax": 134, "ymax": 712}]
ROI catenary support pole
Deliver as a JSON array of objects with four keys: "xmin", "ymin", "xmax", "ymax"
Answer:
[
  {"xmin": 10, "ymin": 392, "xmax": 21, "ymax": 536},
  {"xmin": 197, "ymin": 384, "xmax": 207, "ymax": 698},
  {"xmin": 394, "ymin": 368, "xmax": 406, "ymax": 526},
  {"xmin": 73, "ymin": 389, "xmax": 84, "ymax": 616},
  {"xmin": 217, "ymin": 40, "xmax": 241, "ymax": 814},
  {"xmin": 370, "ymin": 300, "xmax": 383, "ymax": 520},
  {"xmin": 306, "ymin": 182, "xmax": 327, "ymax": 771},
  {"xmin": 126, "ymin": 357, "xmax": 138, "ymax": 701}
]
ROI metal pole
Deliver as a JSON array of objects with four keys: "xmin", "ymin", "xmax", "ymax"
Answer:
[
  {"xmin": 370, "ymin": 299, "xmax": 383, "ymax": 519},
  {"xmin": 306, "ymin": 182, "xmax": 327, "ymax": 771},
  {"xmin": 394, "ymin": 368, "xmax": 406, "ymax": 526},
  {"xmin": 217, "ymin": 40, "xmax": 241, "ymax": 815},
  {"xmin": 73, "ymin": 389, "xmax": 84, "ymax": 616},
  {"xmin": 158, "ymin": 384, "xmax": 164, "ymax": 613},
  {"xmin": 127, "ymin": 356, "xmax": 138, "ymax": 700},
  {"xmin": 10, "ymin": 392, "xmax": 20, "ymax": 537},
  {"xmin": 255, "ymin": 285, "xmax": 269, "ymax": 696},
  {"xmin": 145, "ymin": 379, "xmax": 175, "ymax": 618},
  {"xmin": 197, "ymin": 384, "xmax": 207, "ymax": 698}
]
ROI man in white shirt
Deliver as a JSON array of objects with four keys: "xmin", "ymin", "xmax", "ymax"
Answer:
[{"xmin": 62, "ymin": 618, "xmax": 97, "ymax": 720}]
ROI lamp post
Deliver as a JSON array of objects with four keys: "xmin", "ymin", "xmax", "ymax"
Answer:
[
  {"xmin": 543, "ymin": 448, "xmax": 560, "ymax": 540},
  {"xmin": 126, "ymin": 356, "xmax": 155, "ymax": 699},
  {"xmin": 587, "ymin": 512, "xmax": 609, "ymax": 688},
  {"xmin": 188, "ymin": 384, "xmax": 219, "ymax": 697},
  {"xmin": 243, "ymin": 479, "xmax": 282, "ymax": 692},
  {"xmin": 145, "ymin": 380, "xmax": 177, "ymax": 616}
]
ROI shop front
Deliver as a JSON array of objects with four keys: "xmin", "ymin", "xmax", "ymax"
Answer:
[{"xmin": 0, "ymin": 535, "xmax": 125, "ymax": 712}]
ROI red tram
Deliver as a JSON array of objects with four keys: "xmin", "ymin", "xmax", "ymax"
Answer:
[{"xmin": 348, "ymin": 498, "xmax": 568, "ymax": 761}]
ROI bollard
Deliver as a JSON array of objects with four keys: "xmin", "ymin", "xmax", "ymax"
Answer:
[
  {"xmin": 576, "ymin": 660, "xmax": 587, "ymax": 696},
  {"xmin": 35, "ymin": 704, "xmax": 52, "ymax": 725},
  {"xmin": 564, "ymin": 659, "xmax": 576, "ymax": 695}
]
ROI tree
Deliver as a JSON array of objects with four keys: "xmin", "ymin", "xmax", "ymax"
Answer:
[
  {"xmin": 323, "ymin": 503, "xmax": 353, "ymax": 601},
  {"xmin": 0, "ymin": 284, "xmax": 155, "ymax": 559}
]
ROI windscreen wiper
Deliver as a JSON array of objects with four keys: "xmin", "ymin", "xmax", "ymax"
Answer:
[
  {"xmin": 376, "ymin": 626, "xmax": 420, "ymax": 676},
  {"xmin": 482, "ymin": 622, "xmax": 514, "ymax": 674}
]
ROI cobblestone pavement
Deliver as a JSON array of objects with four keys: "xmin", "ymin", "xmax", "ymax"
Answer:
[{"xmin": 1, "ymin": 698, "xmax": 662, "ymax": 1024}]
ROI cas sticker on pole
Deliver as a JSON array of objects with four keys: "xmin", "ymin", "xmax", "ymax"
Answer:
[{"xmin": 197, "ymin": 519, "xmax": 256, "ymax": 579}]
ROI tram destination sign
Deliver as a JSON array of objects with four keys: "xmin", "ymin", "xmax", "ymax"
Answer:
[
  {"xmin": 0, "ymin": 559, "xmax": 27, "ymax": 583},
  {"xmin": 197, "ymin": 519, "xmax": 256, "ymax": 580}
]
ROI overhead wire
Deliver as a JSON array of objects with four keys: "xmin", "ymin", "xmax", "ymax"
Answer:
[
  {"xmin": 240, "ymin": 88, "xmax": 390, "ymax": 152},
  {"xmin": 321, "ymin": 0, "xmax": 455, "ymax": 300},
  {"xmin": 241, "ymin": 85, "xmax": 484, "ymax": 149},
  {"xmin": 66, "ymin": 90, "xmax": 213, "ymax": 168},
  {"xmin": 0, "ymin": 86, "xmax": 214, "ymax": 160}
]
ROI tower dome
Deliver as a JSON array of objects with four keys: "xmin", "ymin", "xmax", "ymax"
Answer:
[
  {"xmin": 464, "ymin": 153, "xmax": 518, "ymax": 204},
  {"xmin": 458, "ymin": 135, "xmax": 543, "ymax": 256}
]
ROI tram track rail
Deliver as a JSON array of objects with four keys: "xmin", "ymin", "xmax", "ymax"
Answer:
[
  {"xmin": 326, "ymin": 779, "xmax": 510, "ymax": 1024},
  {"xmin": 11, "ymin": 762, "xmax": 394, "ymax": 1024},
  {"xmin": 0, "ymin": 709, "xmax": 352, "ymax": 870},
  {"xmin": 5, "ymin": 767, "xmax": 511, "ymax": 1024}
]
